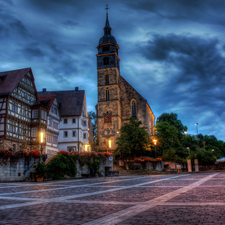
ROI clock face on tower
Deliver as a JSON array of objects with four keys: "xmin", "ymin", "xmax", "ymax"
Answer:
[{"xmin": 104, "ymin": 113, "xmax": 112, "ymax": 123}]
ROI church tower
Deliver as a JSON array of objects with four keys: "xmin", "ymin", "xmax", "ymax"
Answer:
[{"xmin": 96, "ymin": 5, "xmax": 121, "ymax": 151}]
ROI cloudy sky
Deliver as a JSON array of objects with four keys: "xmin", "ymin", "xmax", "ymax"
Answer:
[{"xmin": 1, "ymin": 0, "xmax": 225, "ymax": 140}]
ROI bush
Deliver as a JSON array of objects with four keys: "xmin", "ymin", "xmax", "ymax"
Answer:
[
  {"xmin": 189, "ymin": 149, "xmax": 216, "ymax": 165},
  {"xmin": 33, "ymin": 162, "xmax": 47, "ymax": 177},
  {"xmin": 29, "ymin": 150, "xmax": 41, "ymax": 158},
  {"xmin": 0, "ymin": 150, "xmax": 13, "ymax": 158},
  {"xmin": 15, "ymin": 150, "xmax": 29, "ymax": 158},
  {"xmin": 57, "ymin": 150, "xmax": 69, "ymax": 156},
  {"xmin": 47, "ymin": 154, "xmax": 77, "ymax": 180}
]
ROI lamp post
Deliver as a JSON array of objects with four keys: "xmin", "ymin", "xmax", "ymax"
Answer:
[
  {"xmin": 109, "ymin": 140, "xmax": 112, "ymax": 153},
  {"xmin": 187, "ymin": 147, "xmax": 190, "ymax": 155},
  {"xmin": 195, "ymin": 123, "xmax": 198, "ymax": 135},
  {"xmin": 153, "ymin": 139, "xmax": 157, "ymax": 159},
  {"xmin": 40, "ymin": 131, "xmax": 44, "ymax": 161},
  {"xmin": 184, "ymin": 131, "xmax": 187, "ymax": 135}
]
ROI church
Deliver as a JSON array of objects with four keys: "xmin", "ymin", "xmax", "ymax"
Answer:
[{"xmin": 96, "ymin": 9, "xmax": 155, "ymax": 151}]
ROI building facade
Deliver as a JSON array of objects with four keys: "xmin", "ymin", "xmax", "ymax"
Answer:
[
  {"xmin": 96, "ymin": 12, "xmax": 155, "ymax": 151},
  {"xmin": 38, "ymin": 88, "xmax": 91, "ymax": 152},
  {"xmin": 38, "ymin": 94, "xmax": 60, "ymax": 157},
  {"xmin": 0, "ymin": 68, "xmax": 48, "ymax": 152}
]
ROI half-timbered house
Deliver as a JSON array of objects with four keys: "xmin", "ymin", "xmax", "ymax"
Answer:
[
  {"xmin": 38, "ymin": 94, "xmax": 60, "ymax": 157},
  {"xmin": 0, "ymin": 68, "xmax": 47, "ymax": 153}
]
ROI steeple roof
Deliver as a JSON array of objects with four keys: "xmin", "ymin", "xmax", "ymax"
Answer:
[{"xmin": 98, "ymin": 5, "xmax": 117, "ymax": 46}]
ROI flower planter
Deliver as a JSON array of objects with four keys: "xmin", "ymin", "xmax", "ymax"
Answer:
[{"xmin": 36, "ymin": 176, "xmax": 44, "ymax": 182}]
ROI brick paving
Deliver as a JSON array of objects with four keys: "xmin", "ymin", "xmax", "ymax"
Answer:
[{"xmin": 0, "ymin": 173, "xmax": 224, "ymax": 224}]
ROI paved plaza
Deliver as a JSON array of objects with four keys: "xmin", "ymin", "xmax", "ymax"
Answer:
[{"xmin": 0, "ymin": 173, "xmax": 225, "ymax": 224}]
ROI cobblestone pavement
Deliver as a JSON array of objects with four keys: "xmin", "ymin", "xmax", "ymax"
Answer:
[{"xmin": 0, "ymin": 173, "xmax": 225, "ymax": 224}]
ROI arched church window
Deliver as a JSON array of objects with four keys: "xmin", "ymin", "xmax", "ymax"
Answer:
[
  {"xmin": 104, "ymin": 57, "xmax": 109, "ymax": 65},
  {"xmin": 131, "ymin": 100, "xmax": 136, "ymax": 117},
  {"xmin": 106, "ymin": 88, "xmax": 109, "ymax": 101}
]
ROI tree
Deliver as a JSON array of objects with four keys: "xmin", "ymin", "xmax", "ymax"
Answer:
[
  {"xmin": 157, "ymin": 112, "xmax": 187, "ymax": 137},
  {"xmin": 156, "ymin": 112, "xmax": 188, "ymax": 160},
  {"xmin": 114, "ymin": 118, "xmax": 150, "ymax": 157},
  {"xmin": 88, "ymin": 111, "xmax": 97, "ymax": 141},
  {"xmin": 189, "ymin": 149, "xmax": 216, "ymax": 165}
]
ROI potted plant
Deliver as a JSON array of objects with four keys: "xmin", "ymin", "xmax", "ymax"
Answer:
[{"xmin": 33, "ymin": 162, "xmax": 47, "ymax": 182}]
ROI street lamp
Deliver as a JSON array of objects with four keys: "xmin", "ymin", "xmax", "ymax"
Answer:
[
  {"xmin": 40, "ymin": 131, "xmax": 44, "ymax": 156},
  {"xmin": 187, "ymin": 147, "xmax": 190, "ymax": 155},
  {"xmin": 109, "ymin": 140, "xmax": 112, "ymax": 153},
  {"xmin": 195, "ymin": 123, "xmax": 198, "ymax": 135},
  {"xmin": 184, "ymin": 131, "xmax": 187, "ymax": 135},
  {"xmin": 153, "ymin": 139, "xmax": 157, "ymax": 159}
]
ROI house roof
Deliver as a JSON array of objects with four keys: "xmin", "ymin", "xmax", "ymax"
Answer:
[
  {"xmin": 38, "ymin": 95, "xmax": 57, "ymax": 112},
  {"xmin": 38, "ymin": 90, "xmax": 85, "ymax": 117},
  {"xmin": 0, "ymin": 67, "xmax": 37, "ymax": 97}
]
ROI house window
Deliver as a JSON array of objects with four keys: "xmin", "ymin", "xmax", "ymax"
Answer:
[
  {"xmin": 106, "ymin": 88, "xmax": 109, "ymax": 101},
  {"xmin": 64, "ymin": 131, "xmax": 68, "ymax": 137},
  {"xmin": 53, "ymin": 122, "xmax": 58, "ymax": 129},
  {"xmin": 83, "ymin": 121, "xmax": 86, "ymax": 126},
  {"xmin": 83, "ymin": 133, "xmax": 86, "ymax": 139},
  {"xmin": 67, "ymin": 146, "xmax": 76, "ymax": 152},
  {"xmin": 41, "ymin": 111, "xmax": 47, "ymax": 120},
  {"xmin": 131, "ymin": 100, "xmax": 137, "ymax": 117},
  {"xmin": 31, "ymin": 128, "xmax": 37, "ymax": 137},
  {"xmin": 12, "ymin": 102, "xmax": 18, "ymax": 113},
  {"xmin": 64, "ymin": 119, "xmax": 67, "ymax": 124},
  {"xmin": 53, "ymin": 107, "xmax": 57, "ymax": 115},
  {"xmin": 105, "ymin": 74, "xmax": 109, "ymax": 84},
  {"xmin": 72, "ymin": 131, "xmax": 76, "ymax": 137},
  {"xmin": 72, "ymin": 118, "xmax": 76, "ymax": 123},
  {"xmin": 53, "ymin": 136, "xmax": 57, "ymax": 144},
  {"xmin": 104, "ymin": 57, "xmax": 109, "ymax": 65},
  {"xmin": 32, "ymin": 110, "xmax": 38, "ymax": 118},
  {"xmin": 47, "ymin": 134, "xmax": 52, "ymax": 143}
]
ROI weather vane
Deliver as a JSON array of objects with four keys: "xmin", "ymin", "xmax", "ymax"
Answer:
[{"xmin": 106, "ymin": 4, "xmax": 109, "ymax": 14}]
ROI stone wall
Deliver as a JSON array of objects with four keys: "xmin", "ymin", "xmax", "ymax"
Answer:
[
  {"xmin": 0, "ymin": 157, "xmax": 114, "ymax": 182},
  {"xmin": 0, "ymin": 157, "xmax": 40, "ymax": 182},
  {"xmin": 125, "ymin": 161, "xmax": 164, "ymax": 171}
]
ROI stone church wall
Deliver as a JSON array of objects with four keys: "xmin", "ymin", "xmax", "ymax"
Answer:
[{"xmin": 119, "ymin": 76, "xmax": 148, "ymax": 127}]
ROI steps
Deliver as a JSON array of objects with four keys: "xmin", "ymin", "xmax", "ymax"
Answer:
[{"xmin": 44, "ymin": 155, "xmax": 57, "ymax": 165}]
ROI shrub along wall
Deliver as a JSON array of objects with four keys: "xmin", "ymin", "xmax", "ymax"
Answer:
[{"xmin": 0, "ymin": 150, "xmax": 114, "ymax": 182}]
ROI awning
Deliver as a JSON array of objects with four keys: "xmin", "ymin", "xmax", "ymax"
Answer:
[{"xmin": 215, "ymin": 157, "xmax": 225, "ymax": 164}]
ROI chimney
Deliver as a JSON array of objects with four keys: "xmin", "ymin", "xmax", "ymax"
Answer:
[
  {"xmin": 75, "ymin": 87, "xmax": 79, "ymax": 92},
  {"xmin": 43, "ymin": 88, "xmax": 46, "ymax": 92}
]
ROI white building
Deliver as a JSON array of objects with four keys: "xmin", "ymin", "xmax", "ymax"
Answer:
[
  {"xmin": 38, "ymin": 87, "xmax": 91, "ymax": 152},
  {"xmin": 37, "ymin": 94, "xmax": 60, "ymax": 157}
]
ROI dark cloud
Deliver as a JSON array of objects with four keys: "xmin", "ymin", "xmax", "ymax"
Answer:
[{"xmin": 1, "ymin": 0, "xmax": 225, "ymax": 140}]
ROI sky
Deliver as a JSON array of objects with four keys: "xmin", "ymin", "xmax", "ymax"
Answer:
[{"xmin": 1, "ymin": 0, "xmax": 225, "ymax": 141}]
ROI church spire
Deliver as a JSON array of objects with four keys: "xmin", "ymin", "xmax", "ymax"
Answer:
[{"xmin": 104, "ymin": 4, "xmax": 111, "ymax": 36}]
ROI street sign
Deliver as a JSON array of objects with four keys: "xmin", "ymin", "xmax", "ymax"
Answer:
[{"xmin": 109, "ymin": 156, "xmax": 113, "ymax": 161}]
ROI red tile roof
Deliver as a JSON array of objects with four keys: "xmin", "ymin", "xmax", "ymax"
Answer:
[
  {"xmin": 38, "ymin": 90, "xmax": 85, "ymax": 117},
  {"xmin": 0, "ymin": 68, "xmax": 37, "ymax": 97},
  {"xmin": 38, "ymin": 95, "xmax": 56, "ymax": 112}
]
